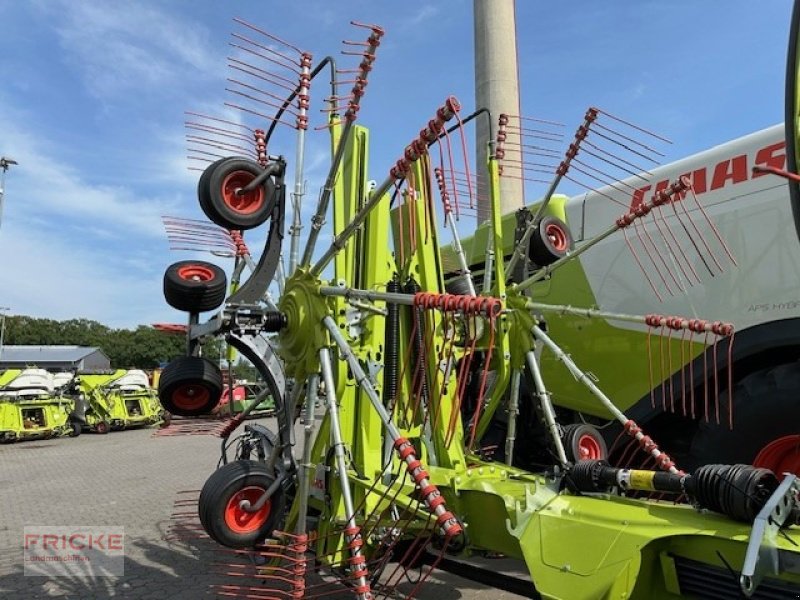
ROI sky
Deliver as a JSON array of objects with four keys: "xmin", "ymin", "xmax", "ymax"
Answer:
[{"xmin": 0, "ymin": 0, "xmax": 793, "ymax": 329}]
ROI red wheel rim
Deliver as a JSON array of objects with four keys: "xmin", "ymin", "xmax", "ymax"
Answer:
[
  {"xmin": 753, "ymin": 435, "xmax": 800, "ymax": 479},
  {"xmin": 221, "ymin": 171, "xmax": 265, "ymax": 215},
  {"xmin": 576, "ymin": 434, "xmax": 604, "ymax": 460},
  {"xmin": 545, "ymin": 223, "xmax": 568, "ymax": 252},
  {"xmin": 177, "ymin": 265, "xmax": 215, "ymax": 282},
  {"xmin": 224, "ymin": 486, "xmax": 272, "ymax": 534},
  {"xmin": 171, "ymin": 384, "xmax": 210, "ymax": 411}
]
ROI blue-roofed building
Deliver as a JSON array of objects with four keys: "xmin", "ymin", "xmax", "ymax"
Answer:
[{"xmin": 0, "ymin": 346, "xmax": 110, "ymax": 371}]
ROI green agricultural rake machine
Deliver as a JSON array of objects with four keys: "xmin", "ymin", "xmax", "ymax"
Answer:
[{"xmin": 157, "ymin": 15, "xmax": 800, "ymax": 600}]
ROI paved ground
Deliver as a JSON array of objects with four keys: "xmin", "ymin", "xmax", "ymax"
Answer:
[{"xmin": 0, "ymin": 420, "xmax": 532, "ymax": 599}]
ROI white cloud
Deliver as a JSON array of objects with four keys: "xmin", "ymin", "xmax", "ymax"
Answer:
[
  {"xmin": 405, "ymin": 5, "xmax": 439, "ymax": 27},
  {"xmin": 36, "ymin": 0, "xmax": 220, "ymax": 100},
  {"xmin": 0, "ymin": 225, "xmax": 164, "ymax": 328}
]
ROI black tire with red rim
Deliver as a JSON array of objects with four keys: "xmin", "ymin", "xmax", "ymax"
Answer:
[
  {"xmin": 687, "ymin": 362, "xmax": 800, "ymax": 472},
  {"xmin": 562, "ymin": 423, "xmax": 607, "ymax": 463},
  {"xmin": 163, "ymin": 260, "xmax": 227, "ymax": 313},
  {"xmin": 198, "ymin": 157, "xmax": 275, "ymax": 230},
  {"xmin": 529, "ymin": 215, "xmax": 572, "ymax": 267},
  {"xmin": 198, "ymin": 460, "xmax": 285, "ymax": 548},
  {"xmin": 95, "ymin": 421, "xmax": 110, "ymax": 435},
  {"xmin": 158, "ymin": 356, "xmax": 223, "ymax": 417}
]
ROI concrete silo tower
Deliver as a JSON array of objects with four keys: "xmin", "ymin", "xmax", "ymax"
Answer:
[{"xmin": 474, "ymin": 0, "xmax": 524, "ymax": 222}]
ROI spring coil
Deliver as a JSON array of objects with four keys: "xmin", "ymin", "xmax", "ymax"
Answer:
[
  {"xmin": 262, "ymin": 311, "xmax": 288, "ymax": 332},
  {"xmin": 383, "ymin": 277, "xmax": 401, "ymax": 407},
  {"xmin": 404, "ymin": 278, "xmax": 430, "ymax": 406}
]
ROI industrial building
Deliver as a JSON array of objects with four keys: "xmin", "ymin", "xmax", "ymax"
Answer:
[{"xmin": 0, "ymin": 345, "xmax": 111, "ymax": 371}]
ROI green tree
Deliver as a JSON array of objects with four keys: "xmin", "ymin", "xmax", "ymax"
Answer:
[{"xmin": 2, "ymin": 315, "xmax": 220, "ymax": 369}]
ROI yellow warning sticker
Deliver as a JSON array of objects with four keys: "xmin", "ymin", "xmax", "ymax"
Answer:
[{"xmin": 629, "ymin": 470, "xmax": 656, "ymax": 491}]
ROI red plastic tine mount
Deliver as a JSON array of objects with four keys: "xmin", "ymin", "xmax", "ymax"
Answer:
[
  {"xmin": 644, "ymin": 314, "xmax": 734, "ymax": 337},
  {"xmin": 617, "ymin": 173, "xmax": 735, "ymax": 298},
  {"xmin": 228, "ymin": 229, "xmax": 250, "ymax": 258},
  {"xmin": 224, "ymin": 19, "xmax": 312, "ymax": 134},
  {"xmin": 622, "ymin": 419, "xmax": 683, "ymax": 475},
  {"xmin": 433, "ymin": 167, "xmax": 454, "ymax": 215},
  {"xmin": 394, "ymin": 437, "xmax": 463, "ymax": 539},
  {"xmin": 295, "ymin": 53, "xmax": 313, "ymax": 131},
  {"xmin": 614, "ymin": 177, "xmax": 690, "ymax": 229},
  {"xmin": 390, "ymin": 97, "xmax": 461, "ymax": 180},
  {"xmin": 339, "ymin": 24, "xmax": 384, "ymax": 123},
  {"xmin": 644, "ymin": 313, "xmax": 735, "ymax": 428},
  {"xmin": 556, "ymin": 107, "xmax": 598, "ymax": 177},
  {"xmin": 613, "ymin": 177, "xmax": 689, "ymax": 297},
  {"xmin": 254, "ymin": 129, "xmax": 267, "ymax": 167},
  {"xmin": 495, "ymin": 113, "xmax": 509, "ymax": 160},
  {"xmin": 545, "ymin": 107, "xmax": 672, "ymax": 211},
  {"xmin": 413, "ymin": 290, "xmax": 502, "ymax": 318}
]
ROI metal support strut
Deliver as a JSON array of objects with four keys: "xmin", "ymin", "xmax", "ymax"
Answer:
[{"xmin": 319, "ymin": 347, "xmax": 372, "ymax": 600}]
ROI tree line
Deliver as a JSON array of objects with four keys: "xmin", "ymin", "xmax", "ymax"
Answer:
[{"xmin": 2, "ymin": 316, "xmax": 222, "ymax": 369}]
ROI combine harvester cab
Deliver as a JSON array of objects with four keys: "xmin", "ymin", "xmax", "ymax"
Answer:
[
  {"xmin": 0, "ymin": 368, "xmax": 78, "ymax": 441},
  {"xmin": 104, "ymin": 369, "xmax": 163, "ymax": 430}
]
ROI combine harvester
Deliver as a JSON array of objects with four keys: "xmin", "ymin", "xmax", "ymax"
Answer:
[
  {"xmin": 155, "ymin": 8, "xmax": 800, "ymax": 599},
  {"xmin": 73, "ymin": 369, "xmax": 163, "ymax": 433},
  {"xmin": 0, "ymin": 368, "xmax": 80, "ymax": 440}
]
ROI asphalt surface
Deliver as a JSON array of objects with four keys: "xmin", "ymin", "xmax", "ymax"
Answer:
[{"xmin": 0, "ymin": 421, "xmax": 531, "ymax": 599}]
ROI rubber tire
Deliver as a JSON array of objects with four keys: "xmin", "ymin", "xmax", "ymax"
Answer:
[
  {"xmin": 687, "ymin": 363, "xmax": 800, "ymax": 470},
  {"xmin": 198, "ymin": 460, "xmax": 285, "ymax": 548},
  {"xmin": 163, "ymin": 260, "xmax": 227, "ymax": 313},
  {"xmin": 444, "ymin": 277, "xmax": 474, "ymax": 296},
  {"xmin": 95, "ymin": 421, "xmax": 110, "ymax": 435},
  {"xmin": 198, "ymin": 157, "xmax": 275, "ymax": 230},
  {"xmin": 529, "ymin": 215, "xmax": 572, "ymax": 267},
  {"xmin": 197, "ymin": 157, "xmax": 230, "ymax": 225},
  {"xmin": 561, "ymin": 423, "xmax": 608, "ymax": 463},
  {"xmin": 69, "ymin": 421, "xmax": 82, "ymax": 437},
  {"xmin": 158, "ymin": 356, "xmax": 223, "ymax": 417}
]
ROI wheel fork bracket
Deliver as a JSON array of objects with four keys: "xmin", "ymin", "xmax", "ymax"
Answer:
[{"xmin": 740, "ymin": 474, "xmax": 800, "ymax": 597}]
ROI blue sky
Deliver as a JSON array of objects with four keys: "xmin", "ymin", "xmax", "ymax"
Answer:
[{"xmin": 0, "ymin": 1, "xmax": 792, "ymax": 328}]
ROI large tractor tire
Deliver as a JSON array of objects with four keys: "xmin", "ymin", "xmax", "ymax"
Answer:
[
  {"xmin": 198, "ymin": 157, "xmax": 275, "ymax": 231},
  {"xmin": 158, "ymin": 356, "xmax": 223, "ymax": 417},
  {"xmin": 163, "ymin": 260, "xmax": 227, "ymax": 313},
  {"xmin": 198, "ymin": 460, "xmax": 285, "ymax": 548},
  {"xmin": 687, "ymin": 362, "xmax": 800, "ymax": 472}
]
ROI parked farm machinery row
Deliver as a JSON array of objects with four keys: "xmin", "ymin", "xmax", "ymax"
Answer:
[{"xmin": 0, "ymin": 368, "xmax": 162, "ymax": 441}]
